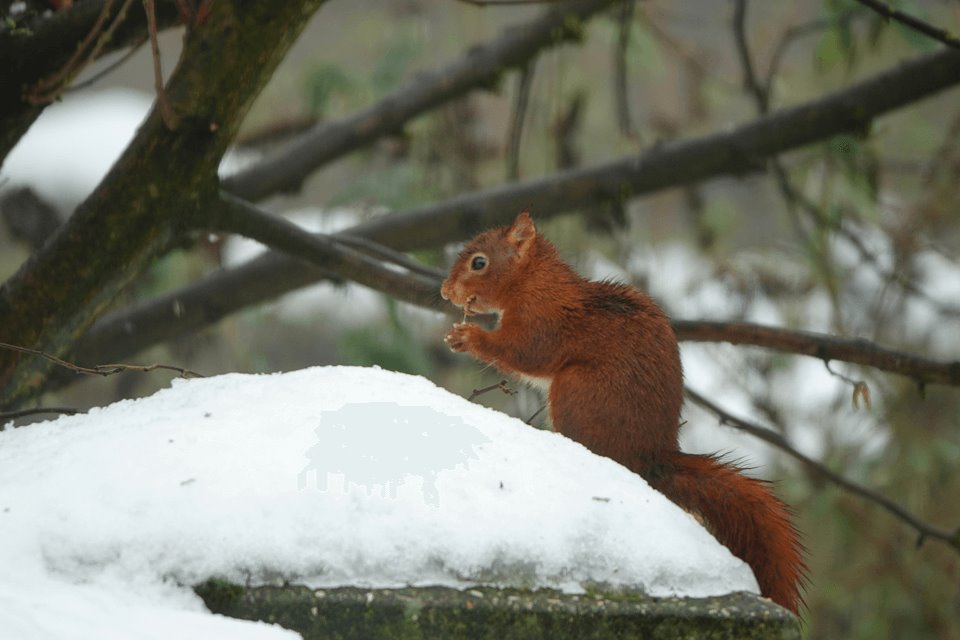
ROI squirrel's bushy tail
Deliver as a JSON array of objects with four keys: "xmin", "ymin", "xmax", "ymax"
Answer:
[{"xmin": 639, "ymin": 452, "xmax": 806, "ymax": 614}]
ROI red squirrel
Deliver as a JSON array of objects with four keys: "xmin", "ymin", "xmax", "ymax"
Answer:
[{"xmin": 441, "ymin": 211, "xmax": 805, "ymax": 614}]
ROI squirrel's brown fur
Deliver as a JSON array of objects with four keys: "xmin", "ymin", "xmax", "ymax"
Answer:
[{"xmin": 441, "ymin": 211, "xmax": 805, "ymax": 614}]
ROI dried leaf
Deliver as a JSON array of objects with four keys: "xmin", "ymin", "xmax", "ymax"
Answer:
[{"xmin": 852, "ymin": 381, "xmax": 872, "ymax": 409}]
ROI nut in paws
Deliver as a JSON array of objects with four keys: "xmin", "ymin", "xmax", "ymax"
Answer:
[{"xmin": 445, "ymin": 322, "xmax": 478, "ymax": 352}]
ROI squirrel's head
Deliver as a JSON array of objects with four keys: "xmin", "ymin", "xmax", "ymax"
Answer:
[{"xmin": 441, "ymin": 211, "xmax": 537, "ymax": 316}]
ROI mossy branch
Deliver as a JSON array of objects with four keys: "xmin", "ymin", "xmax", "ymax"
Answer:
[{"xmin": 0, "ymin": 0, "xmax": 329, "ymax": 409}]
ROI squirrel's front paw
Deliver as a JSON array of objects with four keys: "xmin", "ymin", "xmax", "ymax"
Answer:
[{"xmin": 445, "ymin": 322, "xmax": 480, "ymax": 353}]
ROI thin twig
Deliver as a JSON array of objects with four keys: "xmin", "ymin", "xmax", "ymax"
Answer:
[
  {"xmin": 468, "ymin": 379, "xmax": 515, "ymax": 401},
  {"xmin": 637, "ymin": 10, "xmax": 729, "ymax": 91},
  {"xmin": 732, "ymin": 0, "xmax": 768, "ymax": 112},
  {"xmin": 65, "ymin": 35, "xmax": 148, "ymax": 94},
  {"xmin": 506, "ymin": 60, "xmax": 536, "ymax": 181},
  {"xmin": 335, "ymin": 234, "xmax": 446, "ymax": 280},
  {"xmin": 922, "ymin": 108, "xmax": 960, "ymax": 184},
  {"xmin": 613, "ymin": 0, "xmax": 637, "ymax": 138},
  {"xmin": 731, "ymin": 2, "xmax": 848, "ymax": 330},
  {"xmin": 28, "ymin": 0, "xmax": 116, "ymax": 102},
  {"xmin": 764, "ymin": 7, "xmax": 863, "ymax": 93},
  {"xmin": 79, "ymin": 0, "xmax": 139, "ymax": 78},
  {"xmin": 852, "ymin": 0, "xmax": 960, "ymax": 49},
  {"xmin": 0, "ymin": 342, "xmax": 204, "ymax": 380},
  {"xmin": 685, "ymin": 386, "xmax": 960, "ymax": 553},
  {"xmin": 525, "ymin": 404, "xmax": 546, "ymax": 425},
  {"xmin": 143, "ymin": 0, "xmax": 179, "ymax": 129}
]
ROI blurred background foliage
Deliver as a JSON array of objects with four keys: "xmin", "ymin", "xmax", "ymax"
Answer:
[{"xmin": 1, "ymin": 1, "xmax": 958, "ymax": 637}]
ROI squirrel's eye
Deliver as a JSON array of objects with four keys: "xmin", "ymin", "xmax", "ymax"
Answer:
[{"xmin": 470, "ymin": 255, "xmax": 488, "ymax": 271}]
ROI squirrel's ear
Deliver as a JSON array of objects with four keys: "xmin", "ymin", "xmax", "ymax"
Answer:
[{"xmin": 507, "ymin": 211, "xmax": 536, "ymax": 257}]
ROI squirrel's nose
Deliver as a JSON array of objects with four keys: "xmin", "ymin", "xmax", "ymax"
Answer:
[{"xmin": 439, "ymin": 282, "xmax": 450, "ymax": 300}]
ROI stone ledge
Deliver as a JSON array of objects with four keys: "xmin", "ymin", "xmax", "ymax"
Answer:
[{"xmin": 195, "ymin": 581, "xmax": 800, "ymax": 639}]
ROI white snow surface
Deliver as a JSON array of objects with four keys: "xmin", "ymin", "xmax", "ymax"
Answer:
[{"xmin": 0, "ymin": 366, "xmax": 757, "ymax": 640}]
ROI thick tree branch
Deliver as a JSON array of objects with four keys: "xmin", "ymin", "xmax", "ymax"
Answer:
[
  {"xmin": 221, "ymin": 0, "xmax": 620, "ymax": 202},
  {"xmin": 70, "ymin": 253, "xmax": 960, "ymax": 394},
  {"xmin": 70, "ymin": 47, "xmax": 960, "ymax": 372},
  {"xmin": 207, "ymin": 194, "xmax": 445, "ymax": 311},
  {"xmin": 673, "ymin": 320, "xmax": 960, "ymax": 388},
  {"xmin": 331, "ymin": 47, "xmax": 960, "ymax": 253},
  {"xmin": 685, "ymin": 387, "xmax": 960, "ymax": 553},
  {"xmin": 0, "ymin": 0, "xmax": 329, "ymax": 408},
  {"xmin": 73, "ymin": 252, "xmax": 334, "ymax": 371}
]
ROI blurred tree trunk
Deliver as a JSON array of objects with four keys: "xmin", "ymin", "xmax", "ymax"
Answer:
[{"xmin": 0, "ymin": 0, "xmax": 327, "ymax": 407}]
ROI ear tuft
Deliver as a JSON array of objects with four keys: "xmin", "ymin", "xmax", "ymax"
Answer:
[{"xmin": 507, "ymin": 211, "xmax": 536, "ymax": 256}]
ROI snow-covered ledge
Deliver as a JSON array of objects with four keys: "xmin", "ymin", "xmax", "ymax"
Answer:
[{"xmin": 0, "ymin": 367, "xmax": 798, "ymax": 639}]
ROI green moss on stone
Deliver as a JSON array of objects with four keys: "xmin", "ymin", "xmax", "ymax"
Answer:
[{"xmin": 195, "ymin": 583, "xmax": 800, "ymax": 640}]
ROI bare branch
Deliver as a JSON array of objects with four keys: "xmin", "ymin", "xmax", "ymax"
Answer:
[
  {"xmin": 852, "ymin": 0, "xmax": 960, "ymax": 49},
  {"xmin": 0, "ymin": 0, "xmax": 182, "ymax": 162},
  {"xmin": 70, "ymin": 279, "xmax": 960, "ymax": 396},
  {"xmin": 764, "ymin": 7, "xmax": 863, "ymax": 95},
  {"xmin": 206, "ymin": 194, "xmax": 446, "ymax": 312},
  {"xmin": 673, "ymin": 320, "xmax": 960, "ymax": 387},
  {"xmin": 28, "ymin": 0, "xmax": 140, "ymax": 105},
  {"xmin": 65, "ymin": 35, "xmax": 148, "ymax": 94},
  {"xmin": 506, "ymin": 60, "xmax": 536, "ymax": 180},
  {"xmin": 0, "ymin": 342, "xmax": 204, "ymax": 379},
  {"xmin": 221, "ymin": 0, "xmax": 619, "ymax": 201},
  {"xmin": 685, "ymin": 387, "xmax": 960, "ymax": 553},
  {"xmin": 334, "ymin": 234, "xmax": 445, "ymax": 280},
  {"xmin": 731, "ymin": 1, "xmax": 848, "ymax": 330},
  {"xmin": 68, "ymin": 47, "xmax": 960, "ymax": 373},
  {"xmin": 25, "ymin": 0, "xmax": 118, "ymax": 103},
  {"xmin": 339, "ymin": 48, "xmax": 960, "ymax": 252},
  {"xmin": 613, "ymin": 0, "xmax": 637, "ymax": 138},
  {"xmin": 731, "ymin": 0, "xmax": 768, "ymax": 113},
  {"xmin": 525, "ymin": 404, "xmax": 547, "ymax": 425},
  {"xmin": 143, "ymin": 0, "xmax": 179, "ymax": 129},
  {"xmin": 468, "ymin": 380, "xmax": 515, "ymax": 402}
]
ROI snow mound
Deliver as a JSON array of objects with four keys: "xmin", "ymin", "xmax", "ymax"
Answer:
[{"xmin": 0, "ymin": 366, "xmax": 757, "ymax": 639}]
